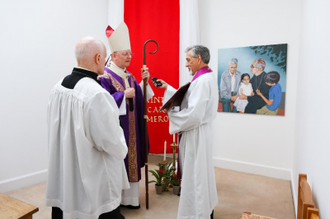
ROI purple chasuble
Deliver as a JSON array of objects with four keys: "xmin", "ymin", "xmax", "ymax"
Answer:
[{"xmin": 98, "ymin": 67, "xmax": 148, "ymax": 182}]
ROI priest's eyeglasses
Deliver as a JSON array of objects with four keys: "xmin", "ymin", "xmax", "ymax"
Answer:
[{"xmin": 117, "ymin": 51, "xmax": 134, "ymax": 57}]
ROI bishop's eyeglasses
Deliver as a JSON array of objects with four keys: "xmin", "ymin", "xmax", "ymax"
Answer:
[{"xmin": 117, "ymin": 51, "xmax": 134, "ymax": 57}]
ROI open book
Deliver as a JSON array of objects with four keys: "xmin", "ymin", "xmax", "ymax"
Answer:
[{"xmin": 159, "ymin": 82, "xmax": 191, "ymax": 112}]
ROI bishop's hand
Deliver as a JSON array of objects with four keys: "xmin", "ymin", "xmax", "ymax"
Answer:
[
  {"xmin": 125, "ymin": 88, "xmax": 135, "ymax": 98},
  {"xmin": 141, "ymin": 67, "xmax": 150, "ymax": 82}
]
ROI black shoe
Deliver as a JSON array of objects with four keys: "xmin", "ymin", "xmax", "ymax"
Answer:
[
  {"xmin": 120, "ymin": 204, "xmax": 140, "ymax": 209},
  {"xmin": 98, "ymin": 206, "xmax": 124, "ymax": 219}
]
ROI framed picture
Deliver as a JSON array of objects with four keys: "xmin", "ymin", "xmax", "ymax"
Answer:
[{"xmin": 217, "ymin": 43, "xmax": 287, "ymax": 116}]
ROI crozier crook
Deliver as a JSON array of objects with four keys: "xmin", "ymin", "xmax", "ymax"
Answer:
[{"xmin": 142, "ymin": 39, "xmax": 158, "ymax": 210}]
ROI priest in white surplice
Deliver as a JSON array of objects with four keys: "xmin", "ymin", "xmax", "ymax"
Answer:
[
  {"xmin": 154, "ymin": 45, "xmax": 218, "ymax": 219},
  {"xmin": 46, "ymin": 36, "xmax": 129, "ymax": 219}
]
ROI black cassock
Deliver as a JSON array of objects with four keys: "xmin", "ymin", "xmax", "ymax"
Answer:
[{"xmin": 245, "ymin": 71, "xmax": 270, "ymax": 114}]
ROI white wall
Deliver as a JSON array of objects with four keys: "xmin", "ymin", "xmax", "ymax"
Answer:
[
  {"xmin": 198, "ymin": 0, "xmax": 329, "ymax": 217},
  {"xmin": 0, "ymin": 0, "xmax": 108, "ymax": 192},
  {"xmin": 293, "ymin": 0, "xmax": 330, "ymax": 218},
  {"xmin": 1, "ymin": 0, "xmax": 329, "ymax": 217},
  {"xmin": 199, "ymin": 0, "xmax": 301, "ymax": 181},
  {"xmin": 0, "ymin": 0, "xmax": 300, "ymax": 194}
]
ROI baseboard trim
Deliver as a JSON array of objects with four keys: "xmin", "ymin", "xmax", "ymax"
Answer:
[
  {"xmin": 213, "ymin": 157, "xmax": 292, "ymax": 180},
  {"xmin": 0, "ymin": 170, "xmax": 48, "ymax": 193},
  {"xmin": 290, "ymin": 170, "xmax": 297, "ymax": 218}
]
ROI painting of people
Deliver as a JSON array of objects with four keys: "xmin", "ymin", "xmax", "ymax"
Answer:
[{"xmin": 218, "ymin": 44, "xmax": 287, "ymax": 116}]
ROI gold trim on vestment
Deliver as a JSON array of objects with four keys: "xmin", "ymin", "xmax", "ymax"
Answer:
[
  {"xmin": 102, "ymin": 71, "xmax": 139, "ymax": 182},
  {"xmin": 127, "ymin": 75, "xmax": 138, "ymax": 182}
]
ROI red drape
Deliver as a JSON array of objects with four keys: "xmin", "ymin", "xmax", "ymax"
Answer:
[{"xmin": 124, "ymin": 0, "xmax": 179, "ymax": 154}]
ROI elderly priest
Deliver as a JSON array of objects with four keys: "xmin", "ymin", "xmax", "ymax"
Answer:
[{"xmin": 46, "ymin": 36, "xmax": 128, "ymax": 219}]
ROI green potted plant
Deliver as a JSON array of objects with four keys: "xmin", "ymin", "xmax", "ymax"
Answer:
[
  {"xmin": 148, "ymin": 162, "xmax": 165, "ymax": 194},
  {"xmin": 171, "ymin": 173, "xmax": 180, "ymax": 195},
  {"xmin": 162, "ymin": 162, "xmax": 173, "ymax": 191}
]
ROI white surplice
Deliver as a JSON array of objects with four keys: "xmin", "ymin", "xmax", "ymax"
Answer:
[
  {"xmin": 46, "ymin": 77, "xmax": 129, "ymax": 219},
  {"xmin": 164, "ymin": 73, "xmax": 218, "ymax": 219}
]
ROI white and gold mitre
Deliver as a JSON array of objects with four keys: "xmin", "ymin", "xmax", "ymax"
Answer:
[{"xmin": 105, "ymin": 21, "xmax": 131, "ymax": 53}]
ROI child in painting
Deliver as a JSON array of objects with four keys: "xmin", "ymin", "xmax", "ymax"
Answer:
[
  {"xmin": 233, "ymin": 73, "xmax": 254, "ymax": 113},
  {"xmin": 256, "ymin": 71, "xmax": 282, "ymax": 115}
]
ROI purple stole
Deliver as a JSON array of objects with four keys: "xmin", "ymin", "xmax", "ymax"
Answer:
[{"xmin": 191, "ymin": 66, "xmax": 213, "ymax": 82}]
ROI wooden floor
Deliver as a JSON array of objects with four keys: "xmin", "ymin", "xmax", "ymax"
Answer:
[{"xmin": 5, "ymin": 155, "xmax": 295, "ymax": 219}]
